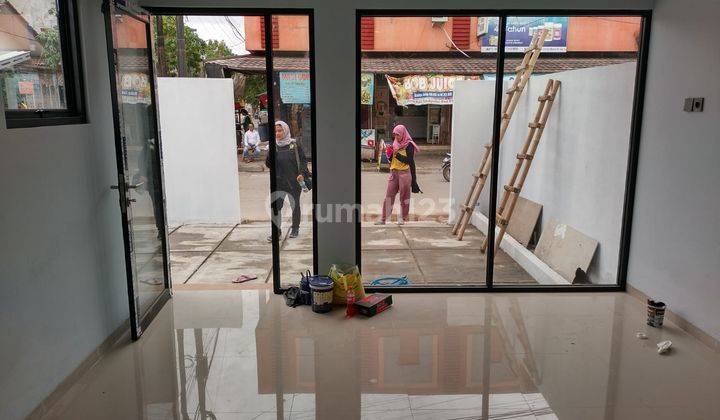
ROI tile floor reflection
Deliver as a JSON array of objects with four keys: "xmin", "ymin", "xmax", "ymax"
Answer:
[{"xmin": 45, "ymin": 291, "xmax": 720, "ymax": 419}]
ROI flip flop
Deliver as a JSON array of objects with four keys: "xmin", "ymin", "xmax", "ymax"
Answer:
[{"xmin": 232, "ymin": 274, "xmax": 258, "ymax": 284}]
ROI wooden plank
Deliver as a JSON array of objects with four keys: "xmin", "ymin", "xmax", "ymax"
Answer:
[
  {"xmin": 506, "ymin": 196, "xmax": 542, "ymax": 247},
  {"xmin": 534, "ymin": 218, "xmax": 598, "ymax": 282}
]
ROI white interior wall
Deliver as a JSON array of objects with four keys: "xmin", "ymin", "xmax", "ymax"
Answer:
[
  {"xmin": 451, "ymin": 63, "xmax": 636, "ymax": 284},
  {"xmin": 0, "ymin": 1, "xmax": 129, "ymax": 418},
  {"xmin": 628, "ymin": 0, "xmax": 720, "ymax": 340},
  {"xmin": 157, "ymin": 77, "xmax": 241, "ymax": 226}
]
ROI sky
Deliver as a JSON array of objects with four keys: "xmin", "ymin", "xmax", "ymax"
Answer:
[{"xmin": 184, "ymin": 16, "xmax": 248, "ymax": 55}]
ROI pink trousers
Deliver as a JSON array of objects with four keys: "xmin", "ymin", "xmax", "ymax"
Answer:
[{"xmin": 382, "ymin": 169, "xmax": 411, "ymax": 221}]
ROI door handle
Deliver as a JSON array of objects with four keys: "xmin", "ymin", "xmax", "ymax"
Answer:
[{"xmin": 110, "ymin": 182, "xmax": 144, "ymax": 191}]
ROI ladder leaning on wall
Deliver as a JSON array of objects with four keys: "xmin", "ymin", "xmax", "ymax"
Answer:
[
  {"xmin": 451, "ymin": 29, "xmax": 548, "ymax": 241},
  {"xmin": 480, "ymin": 78, "xmax": 561, "ymax": 254}
]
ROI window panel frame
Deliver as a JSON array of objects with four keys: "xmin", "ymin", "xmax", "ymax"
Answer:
[{"xmin": 3, "ymin": 0, "xmax": 87, "ymax": 128}]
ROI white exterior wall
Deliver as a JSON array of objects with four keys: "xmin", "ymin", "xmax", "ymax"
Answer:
[
  {"xmin": 451, "ymin": 63, "xmax": 636, "ymax": 284},
  {"xmin": 157, "ymin": 77, "xmax": 241, "ymax": 225}
]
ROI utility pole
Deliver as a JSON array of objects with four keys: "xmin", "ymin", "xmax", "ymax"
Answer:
[
  {"xmin": 175, "ymin": 15, "xmax": 186, "ymax": 77},
  {"xmin": 155, "ymin": 16, "xmax": 167, "ymax": 77}
]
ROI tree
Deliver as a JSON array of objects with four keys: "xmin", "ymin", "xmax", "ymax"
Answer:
[
  {"xmin": 159, "ymin": 16, "xmax": 233, "ymax": 77},
  {"xmin": 240, "ymin": 74, "xmax": 266, "ymax": 107},
  {"xmin": 36, "ymin": 27, "xmax": 61, "ymax": 70}
]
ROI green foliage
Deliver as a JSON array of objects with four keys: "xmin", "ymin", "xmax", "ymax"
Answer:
[
  {"xmin": 158, "ymin": 17, "xmax": 233, "ymax": 77},
  {"xmin": 241, "ymin": 73, "xmax": 266, "ymax": 107},
  {"xmin": 37, "ymin": 26, "xmax": 61, "ymax": 70}
]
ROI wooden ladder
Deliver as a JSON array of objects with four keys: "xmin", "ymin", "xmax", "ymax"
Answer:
[
  {"xmin": 452, "ymin": 29, "xmax": 548, "ymax": 240},
  {"xmin": 481, "ymin": 78, "xmax": 561, "ymax": 253}
]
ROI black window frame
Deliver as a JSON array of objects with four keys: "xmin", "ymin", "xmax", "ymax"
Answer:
[{"xmin": 3, "ymin": 0, "xmax": 86, "ymax": 129}]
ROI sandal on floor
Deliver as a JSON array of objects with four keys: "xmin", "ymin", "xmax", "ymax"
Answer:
[{"xmin": 232, "ymin": 274, "xmax": 258, "ymax": 284}]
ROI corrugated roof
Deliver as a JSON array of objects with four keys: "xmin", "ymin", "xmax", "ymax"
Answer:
[{"xmin": 204, "ymin": 55, "xmax": 635, "ymax": 75}]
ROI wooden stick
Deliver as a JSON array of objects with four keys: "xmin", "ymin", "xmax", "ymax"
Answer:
[
  {"xmin": 480, "ymin": 79, "xmax": 561, "ymax": 253},
  {"xmin": 453, "ymin": 30, "xmax": 548, "ymax": 240}
]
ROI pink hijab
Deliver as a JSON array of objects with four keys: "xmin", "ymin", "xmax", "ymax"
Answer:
[{"xmin": 392, "ymin": 124, "xmax": 420, "ymax": 153}]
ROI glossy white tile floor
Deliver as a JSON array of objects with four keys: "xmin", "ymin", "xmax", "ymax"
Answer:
[{"xmin": 45, "ymin": 291, "xmax": 720, "ymax": 420}]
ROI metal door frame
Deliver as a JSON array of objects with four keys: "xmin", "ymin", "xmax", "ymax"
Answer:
[{"xmin": 104, "ymin": 0, "xmax": 171, "ymax": 340}]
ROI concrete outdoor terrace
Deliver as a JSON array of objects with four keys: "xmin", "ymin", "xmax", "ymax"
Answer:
[{"xmin": 168, "ymin": 221, "xmax": 536, "ymax": 287}]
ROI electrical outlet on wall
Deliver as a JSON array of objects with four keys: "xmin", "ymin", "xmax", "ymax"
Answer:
[{"xmin": 684, "ymin": 97, "xmax": 704, "ymax": 112}]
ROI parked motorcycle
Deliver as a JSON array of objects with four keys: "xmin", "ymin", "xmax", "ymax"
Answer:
[{"xmin": 442, "ymin": 153, "xmax": 451, "ymax": 182}]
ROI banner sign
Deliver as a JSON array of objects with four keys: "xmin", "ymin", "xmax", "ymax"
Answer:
[
  {"xmin": 120, "ymin": 72, "xmax": 152, "ymax": 104},
  {"xmin": 360, "ymin": 129, "xmax": 376, "ymax": 148},
  {"xmin": 386, "ymin": 74, "xmax": 479, "ymax": 106},
  {"xmin": 360, "ymin": 73, "xmax": 374, "ymax": 105},
  {"xmin": 480, "ymin": 17, "xmax": 569, "ymax": 53},
  {"xmin": 279, "ymin": 71, "xmax": 311, "ymax": 104}
]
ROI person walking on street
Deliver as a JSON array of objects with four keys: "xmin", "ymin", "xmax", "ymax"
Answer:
[
  {"xmin": 376, "ymin": 124, "xmax": 421, "ymax": 225},
  {"xmin": 243, "ymin": 123, "xmax": 261, "ymax": 162},
  {"xmin": 266, "ymin": 120, "xmax": 310, "ymax": 241}
]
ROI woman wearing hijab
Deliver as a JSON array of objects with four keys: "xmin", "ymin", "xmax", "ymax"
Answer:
[
  {"xmin": 375, "ymin": 124, "xmax": 421, "ymax": 225},
  {"xmin": 266, "ymin": 120, "xmax": 309, "ymax": 239}
]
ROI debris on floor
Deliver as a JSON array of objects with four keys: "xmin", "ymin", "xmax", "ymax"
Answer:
[
  {"xmin": 636, "ymin": 332, "xmax": 648, "ymax": 340},
  {"xmin": 657, "ymin": 340, "xmax": 673, "ymax": 354},
  {"xmin": 232, "ymin": 274, "xmax": 257, "ymax": 284},
  {"xmin": 354, "ymin": 293, "xmax": 393, "ymax": 317}
]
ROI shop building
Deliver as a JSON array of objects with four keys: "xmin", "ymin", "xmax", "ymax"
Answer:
[{"xmin": 206, "ymin": 15, "xmax": 640, "ymax": 148}]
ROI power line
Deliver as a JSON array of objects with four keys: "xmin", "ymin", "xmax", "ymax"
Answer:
[{"xmin": 224, "ymin": 16, "xmax": 246, "ymax": 43}]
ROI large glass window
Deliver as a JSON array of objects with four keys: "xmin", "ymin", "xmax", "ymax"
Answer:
[
  {"xmin": 0, "ymin": 0, "xmax": 84, "ymax": 127},
  {"xmin": 488, "ymin": 15, "xmax": 642, "ymax": 287},
  {"xmin": 358, "ymin": 13, "xmax": 648, "ymax": 290}
]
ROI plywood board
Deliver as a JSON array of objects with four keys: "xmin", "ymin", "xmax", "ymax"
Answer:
[
  {"xmin": 534, "ymin": 218, "xmax": 598, "ymax": 282},
  {"xmin": 506, "ymin": 196, "xmax": 542, "ymax": 247}
]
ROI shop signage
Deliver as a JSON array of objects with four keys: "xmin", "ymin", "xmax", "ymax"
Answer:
[
  {"xmin": 386, "ymin": 74, "xmax": 479, "ymax": 106},
  {"xmin": 120, "ymin": 72, "xmax": 151, "ymax": 104},
  {"xmin": 481, "ymin": 17, "xmax": 569, "ymax": 53},
  {"xmin": 279, "ymin": 71, "xmax": 311, "ymax": 104},
  {"xmin": 360, "ymin": 128, "xmax": 376, "ymax": 148},
  {"xmin": 361, "ymin": 73, "xmax": 374, "ymax": 105},
  {"xmin": 18, "ymin": 81, "xmax": 34, "ymax": 95}
]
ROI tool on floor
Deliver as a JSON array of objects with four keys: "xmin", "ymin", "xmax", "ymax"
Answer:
[
  {"xmin": 481, "ymin": 79, "xmax": 561, "ymax": 253},
  {"xmin": 452, "ymin": 29, "xmax": 548, "ymax": 241},
  {"xmin": 232, "ymin": 274, "xmax": 258, "ymax": 284},
  {"xmin": 369, "ymin": 276, "xmax": 410, "ymax": 286}
]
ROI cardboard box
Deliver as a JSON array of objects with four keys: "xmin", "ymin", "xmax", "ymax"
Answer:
[{"xmin": 354, "ymin": 294, "xmax": 392, "ymax": 317}]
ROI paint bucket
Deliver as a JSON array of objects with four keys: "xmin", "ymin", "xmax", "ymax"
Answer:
[
  {"xmin": 646, "ymin": 299, "xmax": 666, "ymax": 328},
  {"xmin": 309, "ymin": 276, "xmax": 334, "ymax": 313}
]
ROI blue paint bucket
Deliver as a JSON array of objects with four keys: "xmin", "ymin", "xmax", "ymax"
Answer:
[{"xmin": 309, "ymin": 276, "xmax": 334, "ymax": 313}]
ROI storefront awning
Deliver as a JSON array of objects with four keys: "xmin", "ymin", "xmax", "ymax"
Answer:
[{"xmin": 205, "ymin": 54, "xmax": 634, "ymax": 75}]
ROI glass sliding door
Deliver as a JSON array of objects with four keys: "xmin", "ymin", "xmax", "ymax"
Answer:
[{"xmin": 357, "ymin": 11, "xmax": 650, "ymax": 291}]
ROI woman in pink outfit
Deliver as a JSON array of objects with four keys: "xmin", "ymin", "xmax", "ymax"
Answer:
[{"xmin": 376, "ymin": 124, "xmax": 421, "ymax": 225}]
